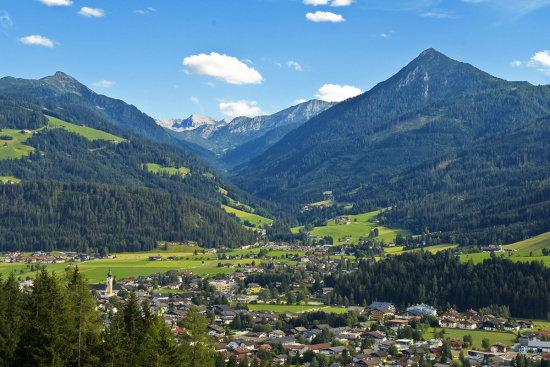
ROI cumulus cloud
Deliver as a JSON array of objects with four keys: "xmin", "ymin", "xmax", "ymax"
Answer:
[
  {"xmin": 219, "ymin": 100, "xmax": 264, "ymax": 117},
  {"xmin": 315, "ymin": 84, "xmax": 363, "ymax": 102},
  {"xmin": 306, "ymin": 11, "xmax": 346, "ymax": 22},
  {"xmin": 510, "ymin": 61, "xmax": 522, "ymax": 67},
  {"xmin": 92, "ymin": 80, "xmax": 115, "ymax": 88},
  {"xmin": 183, "ymin": 52, "xmax": 263, "ymax": 85},
  {"xmin": 190, "ymin": 96, "xmax": 200, "ymax": 104},
  {"xmin": 331, "ymin": 0, "xmax": 355, "ymax": 6},
  {"xmin": 288, "ymin": 61, "xmax": 303, "ymax": 71},
  {"xmin": 421, "ymin": 9, "xmax": 454, "ymax": 18},
  {"xmin": 303, "ymin": 0, "xmax": 330, "ymax": 5},
  {"xmin": 78, "ymin": 7, "xmax": 105, "ymax": 17},
  {"xmin": 0, "ymin": 11, "xmax": 12, "ymax": 29},
  {"xmin": 38, "ymin": 0, "xmax": 72, "ymax": 6},
  {"xmin": 20, "ymin": 35, "xmax": 54, "ymax": 48},
  {"xmin": 530, "ymin": 51, "xmax": 550, "ymax": 68},
  {"xmin": 380, "ymin": 33, "xmax": 389, "ymax": 38}
]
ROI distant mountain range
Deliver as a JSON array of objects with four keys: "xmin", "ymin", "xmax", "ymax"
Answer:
[{"xmin": 159, "ymin": 99, "xmax": 335, "ymax": 173}]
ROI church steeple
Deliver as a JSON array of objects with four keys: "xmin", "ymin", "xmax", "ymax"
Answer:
[{"xmin": 106, "ymin": 268, "xmax": 113, "ymax": 297}]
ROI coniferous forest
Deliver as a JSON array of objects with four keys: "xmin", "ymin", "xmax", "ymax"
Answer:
[{"xmin": 325, "ymin": 250, "xmax": 550, "ymax": 319}]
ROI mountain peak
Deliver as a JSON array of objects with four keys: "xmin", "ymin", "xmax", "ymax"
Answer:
[{"xmin": 39, "ymin": 71, "xmax": 90, "ymax": 96}]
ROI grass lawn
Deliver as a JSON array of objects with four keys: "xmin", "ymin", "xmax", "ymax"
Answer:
[
  {"xmin": 323, "ymin": 307, "xmax": 349, "ymax": 314},
  {"xmin": 143, "ymin": 163, "xmax": 190, "ymax": 177},
  {"xmin": 291, "ymin": 210, "xmax": 410, "ymax": 244},
  {"xmin": 504, "ymin": 232, "xmax": 550, "ymax": 251},
  {"xmin": 222, "ymin": 205, "xmax": 273, "ymax": 226},
  {"xmin": 431, "ymin": 327, "xmax": 518, "ymax": 349}
]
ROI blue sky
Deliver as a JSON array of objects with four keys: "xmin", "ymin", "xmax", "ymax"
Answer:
[{"xmin": 1, "ymin": 0, "xmax": 550, "ymax": 120}]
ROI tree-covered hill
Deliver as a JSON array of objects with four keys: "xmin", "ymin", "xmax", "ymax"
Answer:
[
  {"xmin": 0, "ymin": 181, "xmax": 257, "ymax": 252},
  {"xmin": 233, "ymin": 49, "xmax": 550, "ymax": 205}
]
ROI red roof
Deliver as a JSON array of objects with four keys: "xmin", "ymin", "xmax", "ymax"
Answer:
[{"xmin": 308, "ymin": 343, "xmax": 332, "ymax": 350}]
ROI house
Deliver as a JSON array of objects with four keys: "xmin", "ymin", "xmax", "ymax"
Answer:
[
  {"xmin": 282, "ymin": 345, "xmax": 309, "ymax": 356},
  {"xmin": 246, "ymin": 283, "xmax": 262, "ymax": 294},
  {"xmin": 439, "ymin": 319, "xmax": 457, "ymax": 328},
  {"xmin": 370, "ymin": 307, "xmax": 393, "ymax": 321},
  {"xmin": 149, "ymin": 256, "xmax": 162, "ymax": 261},
  {"xmin": 458, "ymin": 320, "xmax": 478, "ymax": 330},
  {"xmin": 406, "ymin": 304, "xmax": 437, "ymax": 317},
  {"xmin": 364, "ymin": 331, "xmax": 387, "ymax": 345},
  {"xmin": 321, "ymin": 346, "xmax": 348, "ymax": 357},
  {"xmin": 490, "ymin": 343, "xmax": 509, "ymax": 353},
  {"xmin": 448, "ymin": 339, "xmax": 463, "ymax": 350},
  {"xmin": 209, "ymin": 325, "xmax": 226, "ymax": 338},
  {"xmin": 441, "ymin": 308, "xmax": 463, "ymax": 320},
  {"xmin": 369, "ymin": 302, "xmax": 397, "ymax": 313}
]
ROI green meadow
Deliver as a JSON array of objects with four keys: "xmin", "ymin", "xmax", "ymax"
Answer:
[
  {"xmin": 459, "ymin": 250, "xmax": 550, "ymax": 266},
  {"xmin": 0, "ymin": 176, "xmax": 21, "ymax": 183},
  {"xmin": 222, "ymin": 205, "xmax": 273, "ymax": 226},
  {"xmin": 504, "ymin": 231, "xmax": 550, "ymax": 251},
  {"xmin": 143, "ymin": 163, "xmax": 190, "ymax": 176},
  {"xmin": 0, "ymin": 115, "xmax": 124, "ymax": 161},
  {"xmin": 46, "ymin": 115, "xmax": 123, "ymax": 141},
  {"xmin": 431, "ymin": 327, "xmax": 518, "ymax": 349},
  {"xmin": 236, "ymin": 304, "xmax": 326, "ymax": 313},
  {"xmin": 384, "ymin": 244, "xmax": 458, "ymax": 256},
  {"xmin": 291, "ymin": 210, "xmax": 410, "ymax": 244},
  {"xmin": 0, "ymin": 128, "xmax": 36, "ymax": 159}
]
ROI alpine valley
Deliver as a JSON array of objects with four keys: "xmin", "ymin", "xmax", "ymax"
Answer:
[{"xmin": 2, "ymin": 48, "xmax": 550, "ymax": 251}]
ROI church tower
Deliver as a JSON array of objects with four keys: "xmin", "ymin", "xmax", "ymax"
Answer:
[{"xmin": 106, "ymin": 268, "xmax": 113, "ymax": 297}]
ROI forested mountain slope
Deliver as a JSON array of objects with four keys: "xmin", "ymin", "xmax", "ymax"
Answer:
[{"xmin": 233, "ymin": 49, "xmax": 550, "ymax": 204}]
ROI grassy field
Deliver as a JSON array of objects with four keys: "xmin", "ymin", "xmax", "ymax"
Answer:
[
  {"xmin": 0, "ymin": 116, "xmax": 124, "ymax": 161},
  {"xmin": 431, "ymin": 327, "xmax": 518, "ymax": 348},
  {"xmin": 0, "ymin": 176, "xmax": 21, "ymax": 183},
  {"xmin": 46, "ymin": 116, "xmax": 123, "ymax": 141},
  {"xmin": 222, "ymin": 205, "xmax": 273, "ymax": 226},
  {"xmin": 143, "ymin": 163, "xmax": 190, "ymax": 177},
  {"xmin": 0, "ymin": 128, "xmax": 36, "ymax": 159},
  {"xmin": 504, "ymin": 232, "xmax": 550, "ymax": 251},
  {"xmin": 459, "ymin": 250, "xmax": 550, "ymax": 266},
  {"xmin": 384, "ymin": 244, "xmax": 458, "ymax": 256},
  {"xmin": 291, "ymin": 210, "xmax": 410, "ymax": 244},
  {"xmin": 237, "ymin": 304, "xmax": 326, "ymax": 313}
]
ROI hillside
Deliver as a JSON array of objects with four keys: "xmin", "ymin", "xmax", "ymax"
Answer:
[
  {"xmin": 231, "ymin": 48, "xmax": 550, "ymax": 245},
  {"xmin": 234, "ymin": 49, "xmax": 550, "ymax": 202}
]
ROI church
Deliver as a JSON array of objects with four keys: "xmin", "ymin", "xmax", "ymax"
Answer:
[{"xmin": 90, "ymin": 268, "xmax": 123, "ymax": 298}]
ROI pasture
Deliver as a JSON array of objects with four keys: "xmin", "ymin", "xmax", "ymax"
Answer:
[
  {"xmin": 459, "ymin": 250, "xmax": 550, "ymax": 266},
  {"xmin": 504, "ymin": 231, "xmax": 550, "ymax": 251},
  {"xmin": 0, "ymin": 176, "xmax": 21, "ymax": 183},
  {"xmin": 238, "ymin": 304, "xmax": 326, "ymax": 313},
  {"xmin": 222, "ymin": 205, "xmax": 273, "ymax": 226},
  {"xmin": 291, "ymin": 210, "xmax": 410, "ymax": 244},
  {"xmin": 143, "ymin": 163, "xmax": 190, "ymax": 177},
  {"xmin": 431, "ymin": 327, "xmax": 518, "ymax": 349},
  {"xmin": 0, "ymin": 128, "xmax": 36, "ymax": 159},
  {"xmin": 46, "ymin": 116, "xmax": 123, "ymax": 141},
  {"xmin": 384, "ymin": 244, "xmax": 458, "ymax": 256}
]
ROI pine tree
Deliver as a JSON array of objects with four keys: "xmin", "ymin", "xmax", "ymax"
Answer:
[
  {"xmin": 0, "ymin": 273, "xmax": 23, "ymax": 365},
  {"xmin": 179, "ymin": 306, "xmax": 214, "ymax": 367}
]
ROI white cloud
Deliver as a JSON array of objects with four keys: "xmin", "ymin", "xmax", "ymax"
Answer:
[
  {"xmin": 38, "ymin": 0, "xmax": 72, "ymax": 6},
  {"xmin": 530, "ymin": 51, "xmax": 550, "ymax": 68},
  {"xmin": 183, "ymin": 52, "xmax": 263, "ymax": 85},
  {"xmin": 380, "ymin": 33, "xmax": 389, "ymax": 38},
  {"xmin": 0, "ymin": 11, "xmax": 12, "ymax": 29},
  {"xmin": 92, "ymin": 80, "xmax": 115, "ymax": 88},
  {"xmin": 315, "ymin": 84, "xmax": 363, "ymax": 102},
  {"xmin": 207, "ymin": 81, "xmax": 215, "ymax": 87},
  {"xmin": 510, "ymin": 61, "xmax": 522, "ymax": 67},
  {"xmin": 294, "ymin": 99, "xmax": 308, "ymax": 105},
  {"xmin": 78, "ymin": 6, "xmax": 105, "ymax": 18},
  {"xmin": 287, "ymin": 61, "xmax": 303, "ymax": 71},
  {"xmin": 219, "ymin": 100, "xmax": 264, "ymax": 117},
  {"xmin": 421, "ymin": 9, "xmax": 454, "ymax": 18},
  {"xmin": 147, "ymin": 7, "xmax": 157, "ymax": 12},
  {"xmin": 303, "ymin": 0, "xmax": 330, "ymax": 5},
  {"xmin": 134, "ymin": 10, "xmax": 148, "ymax": 15},
  {"xmin": 331, "ymin": 0, "xmax": 355, "ymax": 6},
  {"xmin": 19, "ymin": 35, "xmax": 54, "ymax": 48},
  {"xmin": 191, "ymin": 96, "xmax": 200, "ymax": 104},
  {"xmin": 78, "ymin": 7, "xmax": 105, "ymax": 18},
  {"xmin": 306, "ymin": 11, "xmax": 346, "ymax": 22}
]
